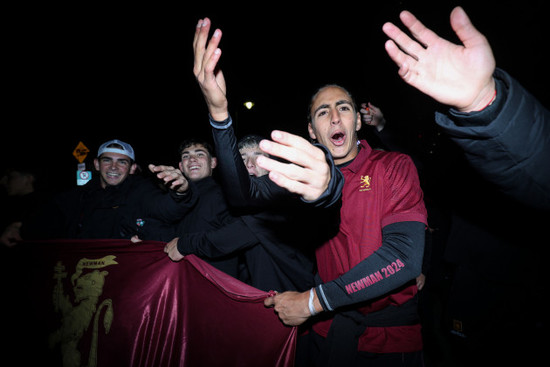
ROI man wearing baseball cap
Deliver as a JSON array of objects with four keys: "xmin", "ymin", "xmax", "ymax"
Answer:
[
  {"xmin": 95, "ymin": 139, "xmax": 137, "ymax": 188},
  {"xmin": 23, "ymin": 139, "xmax": 196, "ymax": 240}
]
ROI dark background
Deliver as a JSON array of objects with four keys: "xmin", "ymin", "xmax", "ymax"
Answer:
[{"xmin": 3, "ymin": 0, "xmax": 548, "ymax": 191}]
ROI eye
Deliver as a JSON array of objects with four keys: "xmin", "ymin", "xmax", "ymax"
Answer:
[{"xmin": 316, "ymin": 109, "xmax": 328, "ymax": 118}]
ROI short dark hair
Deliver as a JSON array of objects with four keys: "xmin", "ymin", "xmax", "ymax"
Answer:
[{"xmin": 178, "ymin": 138, "xmax": 215, "ymax": 158}]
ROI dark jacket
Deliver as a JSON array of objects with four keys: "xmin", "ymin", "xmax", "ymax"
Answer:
[
  {"xmin": 175, "ymin": 176, "xmax": 241, "ymax": 278},
  {"xmin": 435, "ymin": 68, "xmax": 550, "ymax": 211},
  {"xmin": 23, "ymin": 174, "xmax": 195, "ymax": 240}
]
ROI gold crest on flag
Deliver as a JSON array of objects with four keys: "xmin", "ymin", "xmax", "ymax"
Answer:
[{"xmin": 49, "ymin": 255, "xmax": 118, "ymax": 367}]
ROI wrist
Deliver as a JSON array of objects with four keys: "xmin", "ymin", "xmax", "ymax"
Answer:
[
  {"xmin": 457, "ymin": 78, "xmax": 496, "ymax": 113},
  {"xmin": 209, "ymin": 109, "xmax": 229, "ymax": 122},
  {"xmin": 308, "ymin": 288, "xmax": 322, "ymax": 316}
]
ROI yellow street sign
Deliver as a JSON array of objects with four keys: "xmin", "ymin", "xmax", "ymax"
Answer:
[{"xmin": 73, "ymin": 141, "xmax": 90, "ymax": 163}]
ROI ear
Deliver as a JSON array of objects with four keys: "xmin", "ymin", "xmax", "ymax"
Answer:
[
  {"xmin": 178, "ymin": 161, "xmax": 184, "ymax": 172},
  {"xmin": 94, "ymin": 158, "xmax": 100, "ymax": 171},
  {"xmin": 210, "ymin": 157, "xmax": 218, "ymax": 169},
  {"xmin": 355, "ymin": 112, "xmax": 362, "ymax": 131},
  {"xmin": 129, "ymin": 163, "xmax": 137, "ymax": 174},
  {"xmin": 308, "ymin": 123, "xmax": 317, "ymax": 140}
]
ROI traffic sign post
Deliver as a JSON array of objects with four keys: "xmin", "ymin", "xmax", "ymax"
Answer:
[{"xmin": 73, "ymin": 142, "xmax": 92, "ymax": 185}]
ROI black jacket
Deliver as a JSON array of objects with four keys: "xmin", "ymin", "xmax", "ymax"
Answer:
[
  {"xmin": 23, "ymin": 174, "xmax": 195, "ymax": 240},
  {"xmin": 435, "ymin": 68, "xmax": 550, "ymax": 211},
  {"xmin": 175, "ymin": 176, "xmax": 241, "ymax": 278}
]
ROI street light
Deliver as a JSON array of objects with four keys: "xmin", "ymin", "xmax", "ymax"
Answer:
[{"xmin": 243, "ymin": 101, "xmax": 254, "ymax": 110}]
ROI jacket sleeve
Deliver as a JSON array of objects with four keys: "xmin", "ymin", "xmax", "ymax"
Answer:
[
  {"xmin": 176, "ymin": 217, "xmax": 259, "ymax": 258},
  {"xmin": 315, "ymin": 221, "xmax": 425, "ymax": 311},
  {"xmin": 140, "ymin": 177, "xmax": 198, "ymax": 224},
  {"xmin": 210, "ymin": 115, "xmax": 343, "ymax": 209},
  {"xmin": 435, "ymin": 68, "xmax": 550, "ymax": 210}
]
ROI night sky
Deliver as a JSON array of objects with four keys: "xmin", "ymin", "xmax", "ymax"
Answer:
[{"xmin": 3, "ymin": 0, "xmax": 548, "ymax": 192}]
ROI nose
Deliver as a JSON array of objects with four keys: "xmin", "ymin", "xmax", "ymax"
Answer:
[
  {"xmin": 245, "ymin": 156, "xmax": 255, "ymax": 168},
  {"xmin": 330, "ymin": 108, "xmax": 341, "ymax": 125}
]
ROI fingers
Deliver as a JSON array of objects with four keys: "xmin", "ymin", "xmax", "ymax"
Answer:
[
  {"xmin": 193, "ymin": 18, "xmax": 214, "ymax": 77},
  {"xmin": 164, "ymin": 239, "xmax": 184, "ymax": 261},
  {"xmin": 398, "ymin": 10, "xmax": 440, "ymax": 49},
  {"xmin": 193, "ymin": 18, "xmax": 223, "ymax": 83},
  {"xmin": 264, "ymin": 295, "xmax": 275, "ymax": 307},
  {"xmin": 149, "ymin": 164, "xmax": 179, "ymax": 180},
  {"xmin": 257, "ymin": 130, "xmax": 330, "ymax": 201},
  {"xmin": 259, "ymin": 131, "xmax": 326, "ymax": 169},
  {"xmin": 383, "ymin": 39, "xmax": 413, "ymax": 80},
  {"xmin": 382, "ymin": 22, "xmax": 423, "ymax": 63},
  {"xmin": 149, "ymin": 164, "xmax": 188, "ymax": 190}
]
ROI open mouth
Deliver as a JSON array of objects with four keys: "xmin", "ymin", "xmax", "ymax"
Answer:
[{"xmin": 331, "ymin": 131, "xmax": 346, "ymax": 146}]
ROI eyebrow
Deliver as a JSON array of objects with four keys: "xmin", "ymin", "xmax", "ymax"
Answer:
[{"xmin": 313, "ymin": 99, "xmax": 353, "ymax": 116}]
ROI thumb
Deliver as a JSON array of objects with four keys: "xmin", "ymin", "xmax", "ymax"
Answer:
[{"xmin": 450, "ymin": 6, "xmax": 485, "ymax": 48}]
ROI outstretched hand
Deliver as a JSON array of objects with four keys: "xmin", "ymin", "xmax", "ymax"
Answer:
[
  {"xmin": 148, "ymin": 164, "xmax": 189, "ymax": 193},
  {"xmin": 383, "ymin": 6, "xmax": 496, "ymax": 112},
  {"xmin": 193, "ymin": 18, "xmax": 229, "ymax": 121},
  {"xmin": 257, "ymin": 130, "xmax": 331, "ymax": 202}
]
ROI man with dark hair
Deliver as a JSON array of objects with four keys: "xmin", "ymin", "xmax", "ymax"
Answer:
[
  {"xmin": 164, "ymin": 137, "xmax": 241, "ymax": 278},
  {"xmin": 193, "ymin": 17, "xmax": 426, "ymax": 367}
]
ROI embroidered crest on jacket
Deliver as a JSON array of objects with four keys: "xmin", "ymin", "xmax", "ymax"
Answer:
[{"xmin": 360, "ymin": 175, "xmax": 372, "ymax": 191}]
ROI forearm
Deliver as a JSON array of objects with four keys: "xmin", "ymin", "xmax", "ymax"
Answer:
[
  {"xmin": 316, "ymin": 221, "xmax": 425, "ymax": 312},
  {"xmin": 210, "ymin": 116, "xmax": 261, "ymax": 206},
  {"xmin": 143, "ymin": 184, "xmax": 197, "ymax": 223},
  {"xmin": 177, "ymin": 217, "xmax": 259, "ymax": 258}
]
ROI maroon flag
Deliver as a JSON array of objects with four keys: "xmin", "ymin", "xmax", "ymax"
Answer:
[{"xmin": 4, "ymin": 240, "xmax": 296, "ymax": 366}]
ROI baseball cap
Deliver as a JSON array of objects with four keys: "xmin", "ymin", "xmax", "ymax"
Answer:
[{"xmin": 97, "ymin": 139, "xmax": 135, "ymax": 161}]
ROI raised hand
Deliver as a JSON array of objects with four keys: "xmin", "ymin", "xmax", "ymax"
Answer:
[
  {"xmin": 193, "ymin": 18, "xmax": 229, "ymax": 121},
  {"xmin": 382, "ymin": 6, "xmax": 496, "ymax": 112}
]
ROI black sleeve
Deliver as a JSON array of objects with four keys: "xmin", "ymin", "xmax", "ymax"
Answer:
[
  {"xmin": 140, "ymin": 177, "xmax": 198, "ymax": 224},
  {"xmin": 177, "ymin": 217, "xmax": 259, "ymax": 258},
  {"xmin": 316, "ymin": 221, "xmax": 425, "ymax": 311},
  {"xmin": 434, "ymin": 69, "xmax": 550, "ymax": 210}
]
